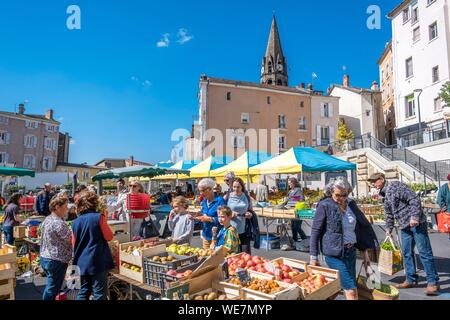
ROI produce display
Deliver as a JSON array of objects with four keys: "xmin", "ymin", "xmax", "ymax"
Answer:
[
  {"xmin": 121, "ymin": 262, "xmax": 142, "ymax": 273},
  {"xmin": 165, "ymin": 269, "xmax": 193, "ymax": 279},
  {"xmin": 121, "ymin": 243, "xmax": 155, "ymax": 255},
  {"xmin": 192, "ymin": 292, "xmax": 231, "ymax": 300},
  {"xmin": 295, "ymin": 274, "xmax": 329, "ymax": 294},
  {"xmin": 166, "ymin": 244, "xmax": 213, "ymax": 257},
  {"xmin": 228, "ymin": 278, "xmax": 282, "ymax": 295},
  {"xmin": 227, "ymin": 254, "xmax": 271, "ymax": 276},
  {"xmin": 151, "ymin": 255, "xmax": 177, "ymax": 263},
  {"xmin": 227, "ymin": 254, "xmax": 302, "ymax": 283}
]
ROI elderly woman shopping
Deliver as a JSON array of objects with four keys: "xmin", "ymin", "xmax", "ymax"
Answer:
[
  {"xmin": 309, "ymin": 177, "xmax": 378, "ymax": 300},
  {"xmin": 195, "ymin": 178, "xmax": 226, "ymax": 249}
]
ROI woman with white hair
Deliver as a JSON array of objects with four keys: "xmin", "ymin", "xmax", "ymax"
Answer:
[
  {"xmin": 195, "ymin": 178, "xmax": 226, "ymax": 249},
  {"xmin": 223, "ymin": 172, "xmax": 236, "ymax": 202},
  {"xmin": 309, "ymin": 177, "xmax": 378, "ymax": 300}
]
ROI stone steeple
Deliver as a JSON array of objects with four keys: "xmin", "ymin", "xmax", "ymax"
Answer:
[{"xmin": 260, "ymin": 15, "xmax": 288, "ymax": 86}]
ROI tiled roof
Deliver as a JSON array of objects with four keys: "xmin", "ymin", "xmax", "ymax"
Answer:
[
  {"xmin": 0, "ymin": 111, "xmax": 60, "ymax": 124},
  {"xmin": 206, "ymin": 77, "xmax": 311, "ymax": 95},
  {"xmin": 330, "ymin": 84, "xmax": 379, "ymax": 95}
]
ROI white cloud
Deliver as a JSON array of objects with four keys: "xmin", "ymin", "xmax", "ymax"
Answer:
[
  {"xmin": 70, "ymin": 139, "xmax": 76, "ymax": 145},
  {"xmin": 57, "ymin": 117, "xmax": 64, "ymax": 122},
  {"xmin": 177, "ymin": 28, "xmax": 193, "ymax": 44},
  {"xmin": 142, "ymin": 80, "xmax": 152, "ymax": 87},
  {"xmin": 131, "ymin": 76, "xmax": 139, "ymax": 82},
  {"xmin": 156, "ymin": 33, "xmax": 170, "ymax": 48}
]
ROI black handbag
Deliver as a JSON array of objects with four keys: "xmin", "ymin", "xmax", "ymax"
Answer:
[{"xmin": 139, "ymin": 218, "xmax": 160, "ymax": 239}]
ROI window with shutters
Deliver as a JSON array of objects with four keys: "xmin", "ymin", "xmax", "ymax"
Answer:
[
  {"xmin": 226, "ymin": 92, "xmax": 231, "ymax": 101},
  {"xmin": 432, "ymin": 66, "xmax": 439, "ymax": 83},
  {"xmin": 411, "ymin": 7, "xmax": 419, "ymax": 24},
  {"xmin": 43, "ymin": 157, "xmax": 53, "ymax": 171},
  {"xmin": 413, "ymin": 26, "xmax": 420, "ymax": 42},
  {"xmin": 46, "ymin": 124, "xmax": 59, "ymax": 133},
  {"xmin": 83, "ymin": 171, "xmax": 90, "ymax": 181},
  {"xmin": 0, "ymin": 152, "xmax": 8, "ymax": 164},
  {"xmin": 278, "ymin": 115, "xmax": 286, "ymax": 129},
  {"xmin": 0, "ymin": 116, "xmax": 8, "ymax": 125},
  {"xmin": 405, "ymin": 94, "xmax": 416, "ymax": 118},
  {"xmin": 300, "ymin": 101, "xmax": 304, "ymax": 108},
  {"xmin": 23, "ymin": 154, "xmax": 36, "ymax": 169},
  {"xmin": 299, "ymin": 140, "xmax": 306, "ymax": 147},
  {"xmin": 25, "ymin": 120, "xmax": 38, "ymax": 129},
  {"xmin": 405, "ymin": 57, "xmax": 413, "ymax": 78},
  {"xmin": 434, "ymin": 98, "xmax": 442, "ymax": 112},
  {"xmin": 24, "ymin": 135, "xmax": 37, "ymax": 148},
  {"xmin": 241, "ymin": 113, "xmax": 250, "ymax": 124},
  {"xmin": 279, "ymin": 136, "xmax": 286, "ymax": 150},
  {"xmin": 0, "ymin": 131, "xmax": 10, "ymax": 145},
  {"xmin": 323, "ymin": 103, "xmax": 330, "ymax": 118},
  {"xmin": 298, "ymin": 117, "xmax": 306, "ymax": 130},
  {"xmin": 429, "ymin": 22, "xmax": 438, "ymax": 40},
  {"xmin": 44, "ymin": 137, "xmax": 57, "ymax": 151},
  {"xmin": 402, "ymin": 7, "xmax": 410, "ymax": 23},
  {"xmin": 321, "ymin": 127, "xmax": 330, "ymax": 145}
]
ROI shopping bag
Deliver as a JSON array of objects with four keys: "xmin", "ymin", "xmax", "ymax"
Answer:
[
  {"xmin": 437, "ymin": 211, "xmax": 450, "ymax": 233},
  {"xmin": 140, "ymin": 218, "xmax": 160, "ymax": 239},
  {"xmin": 378, "ymin": 236, "xmax": 403, "ymax": 275},
  {"xmin": 357, "ymin": 262, "xmax": 399, "ymax": 300}
]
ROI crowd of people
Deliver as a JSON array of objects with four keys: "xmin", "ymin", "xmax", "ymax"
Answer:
[{"xmin": 0, "ymin": 170, "xmax": 448, "ymax": 301}]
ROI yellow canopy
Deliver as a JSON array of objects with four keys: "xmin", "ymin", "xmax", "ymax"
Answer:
[
  {"xmin": 149, "ymin": 161, "xmax": 190, "ymax": 181},
  {"xmin": 249, "ymin": 148, "xmax": 302, "ymax": 175},
  {"xmin": 188, "ymin": 156, "xmax": 214, "ymax": 179}
]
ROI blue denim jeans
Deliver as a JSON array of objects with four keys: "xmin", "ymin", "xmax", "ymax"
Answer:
[
  {"xmin": 325, "ymin": 247, "xmax": 357, "ymax": 290},
  {"xmin": 77, "ymin": 271, "xmax": 109, "ymax": 300},
  {"xmin": 400, "ymin": 222, "xmax": 439, "ymax": 285},
  {"xmin": 292, "ymin": 219, "xmax": 307, "ymax": 241},
  {"xmin": 3, "ymin": 226, "xmax": 14, "ymax": 245},
  {"xmin": 40, "ymin": 258, "xmax": 69, "ymax": 300}
]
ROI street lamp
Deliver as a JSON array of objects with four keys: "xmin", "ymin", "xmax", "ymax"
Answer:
[{"xmin": 414, "ymin": 89, "xmax": 423, "ymax": 143}]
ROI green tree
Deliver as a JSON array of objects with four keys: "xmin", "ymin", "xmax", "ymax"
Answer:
[
  {"xmin": 336, "ymin": 120, "xmax": 354, "ymax": 152},
  {"xmin": 438, "ymin": 81, "xmax": 450, "ymax": 106}
]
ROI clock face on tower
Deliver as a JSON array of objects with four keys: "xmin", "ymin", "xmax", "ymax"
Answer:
[{"xmin": 277, "ymin": 64, "xmax": 283, "ymax": 72}]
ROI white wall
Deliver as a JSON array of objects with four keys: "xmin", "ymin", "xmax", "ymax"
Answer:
[
  {"xmin": 311, "ymin": 96, "xmax": 339, "ymax": 145},
  {"xmin": 331, "ymin": 87, "xmax": 363, "ymax": 137},
  {"xmin": 392, "ymin": 0, "xmax": 450, "ymax": 132}
]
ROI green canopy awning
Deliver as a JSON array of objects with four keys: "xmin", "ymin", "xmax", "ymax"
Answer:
[
  {"xmin": 92, "ymin": 165, "xmax": 190, "ymax": 182},
  {"xmin": 0, "ymin": 167, "xmax": 35, "ymax": 177}
]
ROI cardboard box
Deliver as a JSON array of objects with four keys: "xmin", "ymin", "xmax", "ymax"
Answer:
[{"xmin": 13, "ymin": 226, "xmax": 27, "ymax": 239}]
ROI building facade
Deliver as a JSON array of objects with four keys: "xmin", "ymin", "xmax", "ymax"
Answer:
[
  {"xmin": 94, "ymin": 156, "xmax": 151, "ymax": 169},
  {"xmin": 329, "ymin": 75, "xmax": 384, "ymax": 142},
  {"xmin": 377, "ymin": 41, "xmax": 397, "ymax": 145},
  {"xmin": 185, "ymin": 16, "xmax": 339, "ymax": 160},
  {"xmin": 57, "ymin": 132, "xmax": 71, "ymax": 164},
  {"xmin": 0, "ymin": 104, "xmax": 60, "ymax": 172},
  {"xmin": 388, "ymin": 0, "xmax": 450, "ymax": 147},
  {"xmin": 55, "ymin": 163, "xmax": 104, "ymax": 184}
]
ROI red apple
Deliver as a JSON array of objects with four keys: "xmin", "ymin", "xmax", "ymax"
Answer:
[
  {"xmin": 246, "ymin": 260, "xmax": 256, "ymax": 268},
  {"xmin": 242, "ymin": 254, "xmax": 252, "ymax": 262},
  {"xmin": 238, "ymin": 259, "xmax": 246, "ymax": 268},
  {"xmin": 282, "ymin": 272, "xmax": 290, "ymax": 279},
  {"xmin": 281, "ymin": 265, "xmax": 291, "ymax": 272},
  {"xmin": 283, "ymin": 279, "xmax": 292, "ymax": 284},
  {"xmin": 166, "ymin": 270, "xmax": 177, "ymax": 276},
  {"xmin": 248, "ymin": 266, "xmax": 256, "ymax": 271}
]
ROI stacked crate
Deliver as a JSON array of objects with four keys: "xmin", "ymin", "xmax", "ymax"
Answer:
[{"xmin": 0, "ymin": 245, "xmax": 17, "ymax": 300}]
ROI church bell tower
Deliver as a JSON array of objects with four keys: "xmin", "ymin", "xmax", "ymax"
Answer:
[{"xmin": 260, "ymin": 15, "xmax": 288, "ymax": 86}]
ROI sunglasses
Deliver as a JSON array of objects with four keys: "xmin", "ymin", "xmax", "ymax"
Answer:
[
  {"xmin": 130, "ymin": 185, "xmax": 138, "ymax": 188},
  {"xmin": 334, "ymin": 193, "xmax": 348, "ymax": 198}
]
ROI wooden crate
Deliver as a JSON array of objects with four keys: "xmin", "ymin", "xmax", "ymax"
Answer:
[
  {"xmin": 261, "ymin": 208, "xmax": 296, "ymax": 219},
  {"xmin": 270, "ymin": 258, "xmax": 308, "ymax": 273},
  {"xmin": 217, "ymin": 280, "xmax": 242, "ymax": 298},
  {"xmin": 0, "ymin": 263, "xmax": 17, "ymax": 281},
  {"xmin": 0, "ymin": 278, "xmax": 14, "ymax": 300},
  {"xmin": 0, "ymin": 245, "xmax": 16, "ymax": 265},
  {"xmin": 107, "ymin": 221, "xmax": 129, "ymax": 234},
  {"xmin": 119, "ymin": 242, "xmax": 166, "ymax": 267},
  {"xmin": 190, "ymin": 281, "xmax": 240, "ymax": 300},
  {"xmin": 292, "ymin": 265, "xmax": 340, "ymax": 300},
  {"xmin": 13, "ymin": 226, "xmax": 27, "ymax": 239},
  {"xmin": 182, "ymin": 266, "xmax": 226, "ymax": 295},
  {"xmin": 241, "ymin": 280, "xmax": 299, "ymax": 300},
  {"xmin": 119, "ymin": 264, "xmax": 144, "ymax": 283}
]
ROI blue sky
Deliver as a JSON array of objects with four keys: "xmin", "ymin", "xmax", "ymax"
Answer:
[{"xmin": 0, "ymin": 0, "xmax": 395, "ymax": 165}]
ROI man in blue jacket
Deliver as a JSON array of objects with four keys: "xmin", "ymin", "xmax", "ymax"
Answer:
[
  {"xmin": 368, "ymin": 173, "xmax": 440, "ymax": 296},
  {"xmin": 36, "ymin": 183, "xmax": 55, "ymax": 216}
]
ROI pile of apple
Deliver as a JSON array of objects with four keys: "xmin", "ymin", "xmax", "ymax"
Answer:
[
  {"xmin": 226, "ymin": 254, "xmax": 301, "ymax": 283},
  {"xmin": 227, "ymin": 254, "xmax": 270, "ymax": 276},
  {"xmin": 165, "ymin": 269, "xmax": 193, "ymax": 280},
  {"xmin": 296, "ymin": 274, "xmax": 328, "ymax": 294}
]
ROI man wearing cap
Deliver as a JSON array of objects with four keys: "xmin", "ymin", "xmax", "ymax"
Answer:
[
  {"xmin": 368, "ymin": 173, "xmax": 440, "ymax": 295},
  {"xmin": 36, "ymin": 183, "xmax": 55, "ymax": 217}
]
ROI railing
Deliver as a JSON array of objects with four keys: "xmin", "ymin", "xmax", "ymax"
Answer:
[
  {"xmin": 399, "ymin": 122, "xmax": 450, "ymax": 148},
  {"xmin": 314, "ymin": 134, "xmax": 450, "ymax": 182}
]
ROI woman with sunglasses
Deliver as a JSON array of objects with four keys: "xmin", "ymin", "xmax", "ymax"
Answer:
[{"xmin": 309, "ymin": 177, "xmax": 378, "ymax": 300}]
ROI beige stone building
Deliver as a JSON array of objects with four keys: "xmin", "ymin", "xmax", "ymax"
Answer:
[
  {"xmin": 377, "ymin": 41, "xmax": 396, "ymax": 145},
  {"xmin": 0, "ymin": 104, "xmax": 60, "ymax": 172},
  {"xmin": 185, "ymin": 16, "xmax": 338, "ymax": 161}
]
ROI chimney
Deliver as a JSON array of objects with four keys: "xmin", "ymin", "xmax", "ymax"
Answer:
[
  {"xmin": 307, "ymin": 83, "xmax": 313, "ymax": 90},
  {"xmin": 371, "ymin": 80, "xmax": 379, "ymax": 91},
  {"xmin": 129, "ymin": 155, "xmax": 134, "ymax": 166},
  {"xmin": 45, "ymin": 109, "xmax": 54, "ymax": 120},
  {"xmin": 343, "ymin": 74, "xmax": 350, "ymax": 87},
  {"xmin": 299, "ymin": 83, "xmax": 305, "ymax": 89},
  {"xmin": 327, "ymin": 87, "xmax": 332, "ymax": 96},
  {"xmin": 18, "ymin": 104, "xmax": 25, "ymax": 114}
]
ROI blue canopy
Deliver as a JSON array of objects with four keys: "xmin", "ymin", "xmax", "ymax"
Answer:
[{"xmin": 293, "ymin": 147, "xmax": 356, "ymax": 172}]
